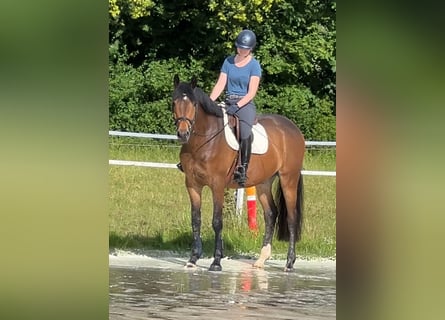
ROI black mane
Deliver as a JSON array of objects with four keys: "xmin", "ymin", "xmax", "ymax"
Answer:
[
  {"xmin": 173, "ymin": 81, "xmax": 223, "ymax": 118},
  {"xmin": 193, "ymin": 87, "xmax": 223, "ymax": 118}
]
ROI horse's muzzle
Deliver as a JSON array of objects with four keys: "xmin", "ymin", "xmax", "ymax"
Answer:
[
  {"xmin": 176, "ymin": 130, "xmax": 190, "ymax": 143},
  {"xmin": 175, "ymin": 117, "xmax": 193, "ymax": 143}
]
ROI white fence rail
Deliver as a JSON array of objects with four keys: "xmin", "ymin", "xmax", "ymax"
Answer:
[
  {"xmin": 109, "ymin": 130, "xmax": 336, "ymax": 147},
  {"xmin": 109, "ymin": 130, "xmax": 336, "ymax": 177}
]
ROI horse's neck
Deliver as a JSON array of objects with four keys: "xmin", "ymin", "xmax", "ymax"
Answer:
[{"xmin": 190, "ymin": 110, "xmax": 224, "ymax": 143}]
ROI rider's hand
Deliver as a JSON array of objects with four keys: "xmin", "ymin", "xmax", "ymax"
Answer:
[{"xmin": 226, "ymin": 104, "xmax": 239, "ymax": 116}]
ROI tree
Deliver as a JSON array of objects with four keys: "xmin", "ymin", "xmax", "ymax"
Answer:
[{"xmin": 109, "ymin": 0, "xmax": 336, "ymax": 140}]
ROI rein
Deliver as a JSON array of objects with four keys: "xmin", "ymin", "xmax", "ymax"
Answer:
[
  {"xmin": 192, "ymin": 122, "xmax": 227, "ymax": 152},
  {"xmin": 192, "ymin": 123, "xmax": 226, "ymax": 138}
]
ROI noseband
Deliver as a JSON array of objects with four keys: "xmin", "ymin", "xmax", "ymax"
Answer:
[{"xmin": 174, "ymin": 115, "xmax": 195, "ymax": 128}]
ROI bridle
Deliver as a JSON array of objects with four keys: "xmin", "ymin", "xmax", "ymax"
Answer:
[
  {"xmin": 173, "ymin": 91, "xmax": 229, "ymax": 148},
  {"xmin": 173, "ymin": 93, "xmax": 197, "ymax": 139}
]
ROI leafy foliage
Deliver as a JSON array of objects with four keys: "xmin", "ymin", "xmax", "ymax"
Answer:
[{"xmin": 109, "ymin": 0, "xmax": 336, "ymax": 141}]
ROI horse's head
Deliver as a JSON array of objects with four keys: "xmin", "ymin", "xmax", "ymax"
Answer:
[{"xmin": 172, "ymin": 75, "xmax": 198, "ymax": 143}]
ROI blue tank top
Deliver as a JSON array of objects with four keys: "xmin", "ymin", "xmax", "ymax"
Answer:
[{"xmin": 221, "ymin": 55, "xmax": 262, "ymax": 96}]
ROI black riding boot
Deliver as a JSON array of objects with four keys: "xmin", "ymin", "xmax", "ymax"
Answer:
[{"xmin": 234, "ymin": 136, "xmax": 252, "ymax": 187}]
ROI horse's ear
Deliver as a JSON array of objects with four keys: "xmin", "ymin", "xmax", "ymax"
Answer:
[
  {"xmin": 174, "ymin": 74, "xmax": 180, "ymax": 88},
  {"xmin": 191, "ymin": 76, "xmax": 197, "ymax": 89}
]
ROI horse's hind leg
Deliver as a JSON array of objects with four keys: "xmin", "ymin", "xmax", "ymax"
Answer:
[
  {"xmin": 253, "ymin": 178, "xmax": 277, "ymax": 269},
  {"xmin": 279, "ymin": 173, "xmax": 303, "ymax": 272}
]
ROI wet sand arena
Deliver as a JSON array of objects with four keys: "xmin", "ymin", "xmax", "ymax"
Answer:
[{"xmin": 109, "ymin": 252, "xmax": 336, "ymax": 319}]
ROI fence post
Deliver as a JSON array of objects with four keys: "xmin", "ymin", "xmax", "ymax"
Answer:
[{"xmin": 235, "ymin": 188, "xmax": 244, "ymax": 216}]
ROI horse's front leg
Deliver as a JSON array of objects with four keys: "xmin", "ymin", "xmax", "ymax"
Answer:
[
  {"xmin": 209, "ymin": 188, "xmax": 225, "ymax": 271},
  {"xmin": 186, "ymin": 186, "xmax": 203, "ymax": 268}
]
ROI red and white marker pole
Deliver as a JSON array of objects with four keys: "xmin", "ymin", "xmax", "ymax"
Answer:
[{"xmin": 246, "ymin": 186, "xmax": 258, "ymax": 231}]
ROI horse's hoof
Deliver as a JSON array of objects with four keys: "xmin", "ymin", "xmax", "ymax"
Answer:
[
  {"xmin": 209, "ymin": 263, "xmax": 222, "ymax": 272},
  {"xmin": 185, "ymin": 262, "xmax": 197, "ymax": 269},
  {"xmin": 283, "ymin": 266, "xmax": 294, "ymax": 272}
]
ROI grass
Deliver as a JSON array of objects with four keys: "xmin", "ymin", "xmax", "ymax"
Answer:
[{"xmin": 109, "ymin": 136, "xmax": 336, "ymax": 259}]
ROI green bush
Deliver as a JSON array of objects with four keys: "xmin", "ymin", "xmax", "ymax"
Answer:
[
  {"xmin": 109, "ymin": 0, "xmax": 335, "ymax": 141},
  {"xmin": 109, "ymin": 50, "xmax": 214, "ymax": 134},
  {"xmin": 109, "ymin": 51, "xmax": 335, "ymax": 141},
  {"xmin": 256, "ymin": 85, "xmax": 335, "ymax": 141}
]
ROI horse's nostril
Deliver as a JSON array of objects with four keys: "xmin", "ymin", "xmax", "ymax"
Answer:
[{"xmin": 176, "ymin": 129, "xmax": 190, "ymax": 143}]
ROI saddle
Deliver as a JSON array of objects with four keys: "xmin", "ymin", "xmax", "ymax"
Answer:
[{"xmin": 221, "ymin": 105, "xmax": 268, "ymax": 154}]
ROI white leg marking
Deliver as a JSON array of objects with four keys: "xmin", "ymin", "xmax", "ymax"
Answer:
[{"xmin": 253, "ymin": 244, "xmax": 271, "ymax": 268}]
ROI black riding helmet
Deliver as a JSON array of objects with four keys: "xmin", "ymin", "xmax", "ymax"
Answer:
[{"xmin": 235, "ymin": 29, "xmax": 256, "ymax": 50}]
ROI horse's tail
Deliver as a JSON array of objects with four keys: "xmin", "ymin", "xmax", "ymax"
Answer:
[{"xmin": 276, "ymin": 173, "xmax": 304, "ymax": 242}]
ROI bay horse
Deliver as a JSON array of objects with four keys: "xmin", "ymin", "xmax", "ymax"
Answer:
[{"xmin": 172, "ymin": 75, "xmax": 305, "ymax": 272}]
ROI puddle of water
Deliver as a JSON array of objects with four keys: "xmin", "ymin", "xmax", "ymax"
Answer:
[{"xmin": 109, "ymin": 263, "xmax": 336, "ymax": 319}]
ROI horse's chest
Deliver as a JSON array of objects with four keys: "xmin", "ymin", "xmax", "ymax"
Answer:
[
  {"xmin": 187, "ymin": 160, "xmax": 212, "ymax": 182},
  {"xmin": 191, "ymin": 168, "xmax": 208, "ymax": 183},
  {"xmin": 180, "ymin": 155, "xmax": 207, "ymax": 181}
]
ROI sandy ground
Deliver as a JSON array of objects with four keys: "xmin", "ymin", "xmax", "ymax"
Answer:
[{"xmin": 109, "ymin": 249, "xmax": 336, "ymax": 273}]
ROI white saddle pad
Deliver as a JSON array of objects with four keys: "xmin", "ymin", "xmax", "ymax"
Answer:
[{"xmin": 222, "ymin": 108, "xmax": 268, "ymax": 154}]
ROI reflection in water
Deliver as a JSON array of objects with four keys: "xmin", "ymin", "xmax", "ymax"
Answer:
[{"xmin": 109, "ymin": 263, "xmax": 335, "ymax": 319}]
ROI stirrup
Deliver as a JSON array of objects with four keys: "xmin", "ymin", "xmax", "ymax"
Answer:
[{"xmin": 234, "ymin": 165, "xmax": 247, "ymax": 186}]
